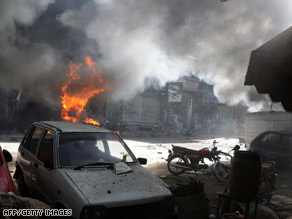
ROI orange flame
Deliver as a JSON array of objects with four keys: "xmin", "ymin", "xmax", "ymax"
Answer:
[
  {"xmin": 84, "ymin": 118, "xmax": 100, "ymax": 126},
  {"xmin": 60, "ymin": 56, "xmax": 108, "ymax": 126},
  {"xmin": 85, "ymin": 56, "xmax": 96, "ymax": 68}
]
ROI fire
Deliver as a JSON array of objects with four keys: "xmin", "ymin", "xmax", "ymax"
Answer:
[
  {"xmin": 60, "ymin": 56, "xmax": 109, "ymax": 126},
  {"xmin": 84, "ymin": 118, "xmax": 100, "ymax": 126},
  {"xmin": 85, "ymin": 56, "xmax": 96, "ymax": 68}
]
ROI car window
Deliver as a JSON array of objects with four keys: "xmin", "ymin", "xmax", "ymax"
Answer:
[
  {"xmin": 22, "ymin": 127, "xmax": 35, "ymax": 150},
  {"xmin": 266, "ymin": 133, "xmax": 281, "ymax": 144},
  {"xmin": 259, "ymin": 134, "xmax": 269, "ymax": 142},
  {"xmin": 105, "ymin": 134, "xmax": 132, "ymax": 161},
  {"xmin": 37, "ymin": 130, "xmax": 54, "ymax": 164},
  {"xmin": 281, "ymin": 135, "xmax": 292, "ymax": 146},
  {"xmin": 27, "ymin": 127, "xmax": 44, "ymax": 155},
  {"xmin": 59, "ymin": 132, "xmax": 135, "ymax": 167}
]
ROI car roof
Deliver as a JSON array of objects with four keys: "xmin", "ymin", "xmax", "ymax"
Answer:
[
  {"xmin": 261, "ymin": 130, "xmax": 292, "ymax": 135},
  {"xmin": 36, "ymin": 121, "xmax": 111, "ymax": 133}
]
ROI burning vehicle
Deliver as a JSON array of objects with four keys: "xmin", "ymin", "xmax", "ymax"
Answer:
[{"xmin": 14, "ymin": 121, "xmax": 176, "ymax": 218}]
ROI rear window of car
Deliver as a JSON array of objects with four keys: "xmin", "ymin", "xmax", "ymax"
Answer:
[
  {"xmin": 22, "ymin": 128, "xmax": 34, "ymax": 150},
  {"xmin": 27, "ymin": 127, "xmax": 44, "ymax": 155},
  {"xmin": 260, "ymin": 133, "xmax": 281, "ymax": 144},
  {"xmin": 281, "ymin": 135, "xmax": 292, "ymax": 146},
  {"xmin": 37, "ymin": 130, "xmax": 54, "ymax": 163}
]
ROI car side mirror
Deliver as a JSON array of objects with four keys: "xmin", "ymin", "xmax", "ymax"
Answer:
[
  {"xmin": 44, "ymin": 160, "xmax": 54, "ymax": 170},
  {"xmin": 137, "ymin": 158, "xmax": 147, "ymax": 165},
  {"xmin": 3, "ymin": 149, "xmax": 12, "ymax": 163}
]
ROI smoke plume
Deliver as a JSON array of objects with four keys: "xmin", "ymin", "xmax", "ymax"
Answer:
[
  {"xmin": 59, "ymin": 0, "xmax": 292, "ymax": 111},
  {"xmin": 1, "ymin": 0, "xmax": 292, "ymax": 111},
  {"xmin": 0, "ymin": 0, "xmax": 63, "ymax": 107}
]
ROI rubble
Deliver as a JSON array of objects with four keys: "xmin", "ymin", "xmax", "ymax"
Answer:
[
  {"xmin": 169, "ymin": 177, "xmax": 204, "ymax": 197},
  {"xmin": 0, "ymin": 192, "xmax": 51, "ymax": 219},
  {"xmin": 169, "ymin": 177, "xmax": 209, "ymax": 219}
]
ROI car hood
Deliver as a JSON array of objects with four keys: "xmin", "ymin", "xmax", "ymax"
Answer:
[{"xmin": 62, "ymin": 164, "xmax": 172, "ymax": 207}]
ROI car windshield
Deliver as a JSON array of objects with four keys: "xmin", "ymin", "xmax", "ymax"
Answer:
[{"xmin": 58, "ymin": 132, "xmax": 135, "ymax": 167}]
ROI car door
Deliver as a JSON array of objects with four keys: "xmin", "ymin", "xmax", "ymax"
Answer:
[
  {"xmin": 30, "ymin": 129, "xmax": 56, "ymax": 205},
  {"xmin": 18, "ymin": 125, "xmax": 44, "ymax": 190},
  {"xmin": 279, "ymin": 134, "xmax": 292, "ymax": 162},
  {"xmin": 262, "ymin": 133, "xmax": 281, "ymax": 160}
]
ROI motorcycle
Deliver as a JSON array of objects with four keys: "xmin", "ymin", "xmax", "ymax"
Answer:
[
  {"xmin": 258, "ymin": 160, "xmax": 277, "ymax": 205},
  {"xmin": 167, "ymin": 140, "xmax": 238, "ymax": 182},
  {"xmin": 211, "ymin": 144, "xmax": 240, "ymax": 182}
]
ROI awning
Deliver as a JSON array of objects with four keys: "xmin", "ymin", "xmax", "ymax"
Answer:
[{"xmin": 245, "ymin": 26, "xmax": 292, "ymax": 111}]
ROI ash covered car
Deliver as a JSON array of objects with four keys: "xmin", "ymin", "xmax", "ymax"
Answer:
[{"xmin": 14, "ymin": 121, "xmax": 175, "ymax": 218}]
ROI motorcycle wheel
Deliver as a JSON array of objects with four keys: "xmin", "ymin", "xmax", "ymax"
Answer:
[
  {"xmin": 212, "ymin": 162, "xmax": 229, "ymax": 182},
  {"xmin": 167, "ymin": 155, "xmax": 188, "ymax": 175},
  {"xmin": 258, "ymin": 180, "xmax": 273, "ymax": 205}
]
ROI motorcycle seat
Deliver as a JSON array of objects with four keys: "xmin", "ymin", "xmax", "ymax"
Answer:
[{"xmin": 173, "ymin": 146, "xmax": 199, "ymax": 154}]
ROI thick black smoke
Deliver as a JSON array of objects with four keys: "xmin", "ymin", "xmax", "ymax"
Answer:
[
  {"xmin": 59, "ymin": 0, "xmax": 292, "ymax": 111},
  {"xmin": 0, "ymin": 0, "xmax": 59, "ymax": 106},
  {"xmin": 1, "ymin": 0, "xmax": 292, "ymax": 111}
]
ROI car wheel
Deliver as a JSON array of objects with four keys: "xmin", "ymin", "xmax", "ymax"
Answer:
[{"xmin": 17, "ymin": 172, "xmax": 29, "ymax": 197}]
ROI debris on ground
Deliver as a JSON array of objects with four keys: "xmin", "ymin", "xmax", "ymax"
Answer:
[
  {"xmin": 270, "ymin": 195, "xmax": 292, "ymax": 218},
  {"xmin": 169, "ymin": 176, "xmax": 204, "ymax": 197},
  {"xmin": 0, "ymin": 192, "xmax": 51, "ymax": 219},
  {"xmin": 0, "ymin": 192, "xmax": 50, "ymax": 210},
  {"xmin": 169, "ymin": 177, "xmax": 209, "ymax": 219}
]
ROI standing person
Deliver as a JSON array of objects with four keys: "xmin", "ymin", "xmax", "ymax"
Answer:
[
  {"xmin": 206, "ymin": 117, "xmax": 211, "ymax": 134},
  {"xmin": 192, "ymin": 114, "xmax": 198, "ymax": 134},
  {"xmin": 161, "ymin": 110, "xmax": 167, "ymax": 126},
  {"xmin": 172, "ymin": 114, "xmax": 179, "ymax": 129}
]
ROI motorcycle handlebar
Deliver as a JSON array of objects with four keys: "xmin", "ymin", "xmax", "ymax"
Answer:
[{"xmin": 217, "ymin": 151, "xmax": 232, "ymax": 159}]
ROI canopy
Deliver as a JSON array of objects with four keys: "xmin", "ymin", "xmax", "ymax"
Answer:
[{"xmin": 245, "ymin": 26, "xmax": 292, "ymax": 111}]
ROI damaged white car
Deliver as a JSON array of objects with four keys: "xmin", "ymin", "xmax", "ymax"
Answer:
[{"xmin": 14, "ymin": 121, "xmax": 176, "ymax": 218}]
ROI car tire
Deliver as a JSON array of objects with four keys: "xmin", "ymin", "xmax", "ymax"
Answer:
[{"xmin": 17, "ymin": 172, "xmax": 29, "ymax": 197}]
